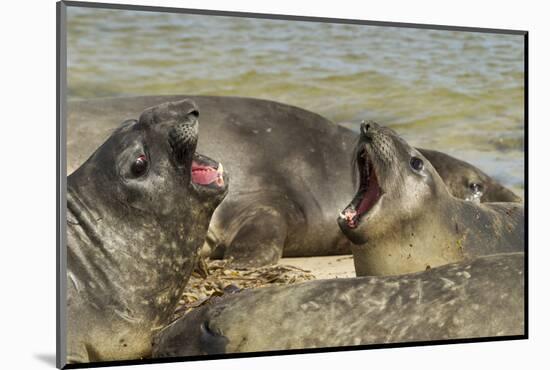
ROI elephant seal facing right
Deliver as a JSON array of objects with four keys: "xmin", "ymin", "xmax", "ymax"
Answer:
[{"xmin": 66, "ymin": 99, "xmax": 228, "ymax": 364}]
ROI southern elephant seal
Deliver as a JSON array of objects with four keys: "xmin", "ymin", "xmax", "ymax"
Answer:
[
  {"xmin": 418, "ymin": 148, "xmax": 521, "ymax": 203},
  {"xmin": 152, "ymin": 252, "xmax": 524, "ymax": 357},
  {"xmin": 67, "ymin": 96, "xmax": 520, "ymax": 267},
  {"xmin": 338, "ymin": 121, "xmax": 524, "ymax": 276},
  {"xmin": 66, "ymin": 99, "xmax": 228, "ymax": 363}
]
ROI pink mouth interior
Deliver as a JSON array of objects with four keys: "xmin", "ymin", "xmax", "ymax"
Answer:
[
  {"xmin": 191, "ymin": 161, "xmax": 221, "ymax": 185},
  {"xmin": 343, "ymin": 159, "xmax": 382, "ymax": 229},
  {"xmin": 356, "ymin": 169, "xmax": 381, "ymax": 215}
]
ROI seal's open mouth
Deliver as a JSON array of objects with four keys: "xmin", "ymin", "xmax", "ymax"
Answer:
[
  {"xmin": 340, "ymin": 147, "xmax": 382, "ymax": 229},
  {"xmin": 191, "ymin": 154, "xmax": 225, "ymax": 188}
]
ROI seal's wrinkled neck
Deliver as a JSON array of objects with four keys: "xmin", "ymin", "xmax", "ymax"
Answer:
[
  {"xmin": 66, "ymin": 179, "xmax": 199, "ymax": 307},
  {"xmin": 66, "ymin": 186, "xmax": 105, "ymax": 250},
  {"xmin": 351, "ymin": 202, "xmax": 463, "ymax": 276}
]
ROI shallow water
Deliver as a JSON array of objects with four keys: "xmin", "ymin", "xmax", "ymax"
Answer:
[{"xmin": 67, "ymin": 7, "xmax": 525, "ymax": 194}]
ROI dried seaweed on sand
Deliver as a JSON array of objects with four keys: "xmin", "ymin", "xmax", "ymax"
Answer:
[{"xmin": 172, "ymin": 257, "xmax": 316, "ymax": 320}]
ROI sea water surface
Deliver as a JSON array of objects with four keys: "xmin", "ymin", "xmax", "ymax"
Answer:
[{"xmin": 67, "ymin": 7, "xmax": 525, "ymax": 195}]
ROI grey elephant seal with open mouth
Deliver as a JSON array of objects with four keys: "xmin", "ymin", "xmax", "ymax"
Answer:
[
  {"xmin": 66, "ymin": 99, "xmax": 228, "ymax": 363},
  {"xmin": 68, "ymin": 96, "xmax": 520, "ymax": 268},
  {"xmin": 338, "ymin": 121, "xmax": 524, "ymax": 276},
  {"xmin": 151, "ymin": 252, "xmax": 524, "ymax": 357}
]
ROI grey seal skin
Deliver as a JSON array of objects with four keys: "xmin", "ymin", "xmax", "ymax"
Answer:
[
  {"xmin": 67, "ymin": 96, "xmax": 520, "ymax": 267},
  {"xmin": 152, "ymin": 253, "xmax": 524, "ymax": 357},
  {"xmin": 66, "ymin": 99, "xmax": 228, "ymax": 363},
  {"xmin": 338, "ymin": 121, "xmax": 524, "ymax": 276}
]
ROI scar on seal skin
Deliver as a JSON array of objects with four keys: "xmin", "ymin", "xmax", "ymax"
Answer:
[
  {"xmin": 338, "ymin": 121, "xmax": 524, "ymax": 276},
  {"xmin": 152, "ymin": 253, "xmax": 524, "ymax": 357},
  {"xmin": 65, "ymin": 99, "xmax": 228, "ymax": 364},
  {"xmin": 67, "ymin": 96, "xmax": 521, "ymax": 269}
]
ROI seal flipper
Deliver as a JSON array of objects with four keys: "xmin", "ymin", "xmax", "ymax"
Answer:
[{"xmin": 224, "ymin": 206, "xmax": 288, "ymax": 267}]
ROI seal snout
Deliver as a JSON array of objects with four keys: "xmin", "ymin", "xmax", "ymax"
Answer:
[
  {"xmin": 166, "ymin": 99, "xmax": 199, "ymax": 121},
  {"xmin": 360, "ymin": 120, "xmax": 380, "ymax": 141},
  {"xmin": 160, "ymin": 99, "xmax": 200, "ymax": 122},
  {"xmin": 360, "ymin": 120, "xmax": 398, "ymax": 142},
  {"xmin": 139, "ymin": 99, "xmax": 200, "ymax": 128},
  {"xmin": 166, "ymin": 101, "xmax": 202, "ymax": 167}
]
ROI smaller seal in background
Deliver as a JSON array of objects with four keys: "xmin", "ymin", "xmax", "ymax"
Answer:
[{"xmin": 418, "ymin": 148, "xmax": 521, "ymax": 203}]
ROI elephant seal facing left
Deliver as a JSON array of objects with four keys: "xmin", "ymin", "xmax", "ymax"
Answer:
[
  {"xmin": 66, "ymin": 99, "xmax": 228, "ymax": 363},
  {"xmin": 338, "ymin": 121, "xmax": 523, "ymax": 276}
]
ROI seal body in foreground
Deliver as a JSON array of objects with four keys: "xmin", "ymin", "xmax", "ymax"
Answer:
[
  {"xmin": 66, "ymin": 99, "xmax": 228, "ymax": 363},
  {"xmin": 152, "ymin": 253, "xmax": 524, "ymax": 357},
  {"xmin": 68, "ymin": 96, "xmax": 520, "ymax": 267},
  {"xmin": 338, "ymin": 121, "xmax": 524, "ymax": 276}
]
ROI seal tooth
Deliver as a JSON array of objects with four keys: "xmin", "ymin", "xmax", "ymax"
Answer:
[{"xmin": 217, "ymin": 163, "xmax": 224, "ymax": 175}]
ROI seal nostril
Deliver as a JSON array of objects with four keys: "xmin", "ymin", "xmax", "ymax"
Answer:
[
  {"xmin": 360, "ymin": 121, "xmax": 367, "ymax": 136},
  {"xmin": 360, "ymin": 120, "xmax": 379, "ymax": 136},
  {"xmin": 360, "ymin": 121, "xmax": 374, "ymax": 140},
  {"xmin": 188, "ymin": 109, "xmax": 199, "ymax": 119}
]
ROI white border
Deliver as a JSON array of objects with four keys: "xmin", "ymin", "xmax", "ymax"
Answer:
[{"xmin": 2, "ymin": 0, "xmax": 547, "ymax": 369}]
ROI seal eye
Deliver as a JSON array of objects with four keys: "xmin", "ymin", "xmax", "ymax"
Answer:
[
  {"xmin": 469, "ymin": 182, "xmax": 483, "ymax": 193},
  {"xmin": 131, "ymin": 155, "xmax": 148, "ymax": 177},
  {"xmin": 410, "ymin": 157, "xmax": 424, "ymax": 172}
]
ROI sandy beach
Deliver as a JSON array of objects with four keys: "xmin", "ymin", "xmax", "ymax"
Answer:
[
  {"xmin": 174, "ymin": 255, "xmax": 356, "ymax": 321},
  {"xmin": 281, "ymin": 255, "xmax": 356, "ymax": 279}
]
